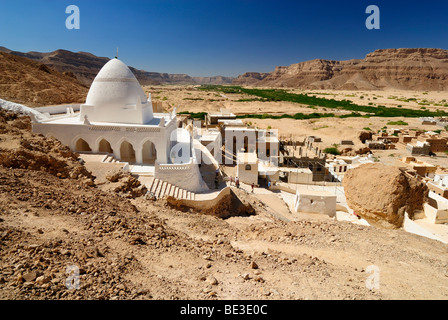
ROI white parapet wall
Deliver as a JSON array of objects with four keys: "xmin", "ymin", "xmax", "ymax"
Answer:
[
  {"xmin": 0, "ymin": 99, "xmax": 47, "ymax": 120},
  {"xmin": 423, "ymin": 191, "xmax": 448, "ymax": 224},
  {"xmin": 34, "ymin": 104, "xmax": 81, "ymax": 115},
  {"xmin": 423, "ymin": 204, "xmax": 448, "ymax": 224},
  {"xmin": 156, "ymin": 141, "xmax": 209, "ymax": 194},
  {"xmin": 155, "ymin": 160, "xmax": 209, "ymax": 194},
  {"xmin": 293, "ymin": 189, "xmax": 337, "ymax": 217},
  {"xmin": 403, "ymin": 212, "xmax": 447, "ymax": 244}
]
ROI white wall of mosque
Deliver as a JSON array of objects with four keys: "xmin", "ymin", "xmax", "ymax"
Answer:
[{"xmin": 32, "ymin": 121, "xmax": 176, "ymax": 165}]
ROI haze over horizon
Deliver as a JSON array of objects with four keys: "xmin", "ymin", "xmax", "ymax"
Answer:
[{"xmin": 1, "ymin": 0, "xmax": 447, "ymax": 77}]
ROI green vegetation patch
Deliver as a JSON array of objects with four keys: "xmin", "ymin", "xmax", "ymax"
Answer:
[
  {"xmin": 235, "ymin": 98, "xmax": 270, "ymax": 102},
  {"xmin": 178, "ymin": 111, "xmax": 207, "ymax": 120},
  {"xmin": 199, "ymin": 85, "xmax": 448, "ymax": 119},
  {"xmin": 387, "ymin": 120, "xmax": 408, "ymax": 126},
  {"xmin": 323, "ymin": 147, "xmax": 341, "ymax": 155},
  {"xmin": 236, "ymin": 112, "xmax": 337, "ymax": 120}
]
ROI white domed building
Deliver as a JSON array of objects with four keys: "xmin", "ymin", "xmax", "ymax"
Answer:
[
  {"xmin": 80, "ymin": 58, "xmax": 154, "ymax": 125},
  {"xmin": 32, "ymin": 58, "xmax": 208, "ymax": 193}
]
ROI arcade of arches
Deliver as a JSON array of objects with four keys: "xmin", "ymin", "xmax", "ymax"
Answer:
[{"xmin": 74, "ymin": 138, "xmax": 157, "ymax": 164}]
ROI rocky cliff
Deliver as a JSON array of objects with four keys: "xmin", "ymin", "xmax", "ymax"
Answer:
[{"xmin": 233, "ymin": 48, "xmax": 448, "ymax": 90}]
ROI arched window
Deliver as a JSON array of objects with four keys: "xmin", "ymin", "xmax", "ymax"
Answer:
[
  {"xmin": 75, "ymin": 138, "xmax": 92, "ymax": 152},
  {"xmin": 142, "ymin": 140, "xmax": 157, "ymax": 164},
  {"xmin": 245, "ymin": 164, "xmax": 252, "ymax": 171},
  {"xmin": 120, "ymin": 141, "xmax": 136, "ymax": 163},
  {"xmin": 99, "ymin": 139, "xmax": 113, "ymax": 153}
]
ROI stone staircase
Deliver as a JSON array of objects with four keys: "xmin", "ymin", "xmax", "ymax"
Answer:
[
  {"xmin": 145, "ymin": 178, "xmax": 196, "ymax": 200},
  {"xmin": 102, "ymin": 154, "xmax": 120, "ymax": 164}
]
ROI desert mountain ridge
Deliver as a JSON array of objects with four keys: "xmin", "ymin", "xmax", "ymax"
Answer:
[
  {"xmin": 233, "ymin": 48, "xmax": 448, "ymax": 91},
  {"xmin": 2, "ymin": 46, "xmax": 448, "ymax": 109},
  {"xmin": 0, "ymin": 46, "xmax": 234, "ymax": 87}
]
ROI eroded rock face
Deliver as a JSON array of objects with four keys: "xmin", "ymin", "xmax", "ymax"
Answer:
[
  {"xmin": 342, "ymin": 163, "xmax": 429, "ymax": 229},
  {"xmin": 233, "ymin": 48, "xmax": 448, "ymax": 90},
  {"xmin": 232, "ymin": 72, "xmax": 270, "ymax": 86}
]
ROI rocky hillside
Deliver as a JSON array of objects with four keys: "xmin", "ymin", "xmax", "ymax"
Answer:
[
  {"xmin": 0, "ymin": 47, "xmax": 234, "ymax": 86},
  {"xmin": 0, "ymin": 52, "xmax": 88, "ymax": 107},
  {"xmin": 233, "ymin": 48, "xmax": 448, "ymax": 90},
  {"xmin": 0, "ymin": 109, "xmax": 447, "ymax": 300}
]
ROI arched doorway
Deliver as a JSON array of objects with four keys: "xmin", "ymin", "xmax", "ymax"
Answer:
[
  {"xmin": 142, "ymin": 140, "xmax": 157, "ymax": 164},
  {"xmin": 99, "ymin": 139, "xmax": 113, "ymax": 154},
  {"xmin": 75, "ymin": 138, "xmax": 92, "ymax": 152},
  {"xmin": 120, "ymin": 141, "xmax": 136, "ymax": 163}
]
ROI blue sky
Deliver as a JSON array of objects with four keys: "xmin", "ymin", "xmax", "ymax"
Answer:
[{"xmin": 0, "ymin": 0, "xmax": 447, "ymax": 76}]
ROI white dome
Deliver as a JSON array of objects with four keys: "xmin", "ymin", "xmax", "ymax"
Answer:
[
  {"xmin": 81, "ymin": 59, "xmax": 153, "ymax": 124},
  {"xmin": 86, "ymin": 59, "xmax": 147, "ymax": 108},
  {"xmin": 95, "ymin": 58, "xmax": 137, "ymax": 80}
]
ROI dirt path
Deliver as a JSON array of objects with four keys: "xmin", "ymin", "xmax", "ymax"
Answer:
[{"xmin": 149, "ymin": 191, "xmax": 448, "ymax": 300}]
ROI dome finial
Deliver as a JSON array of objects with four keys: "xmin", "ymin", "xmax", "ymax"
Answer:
[{"xmin": 115, "ymin": 47, "xmax": 118, "ymax": 59}]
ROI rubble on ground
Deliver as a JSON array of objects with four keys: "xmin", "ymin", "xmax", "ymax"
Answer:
[{"xmin": 0, "ymin": 109, "xmax": 94, "ymax": 186}]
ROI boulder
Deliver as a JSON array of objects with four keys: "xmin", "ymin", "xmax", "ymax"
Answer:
[
  {"xmin": 343, "ymin": 163, "xmax": 428, "ymax": 228},
  {"xmin": 359, "ymin": 131, "xmax": 373, "ymax": 143}
]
